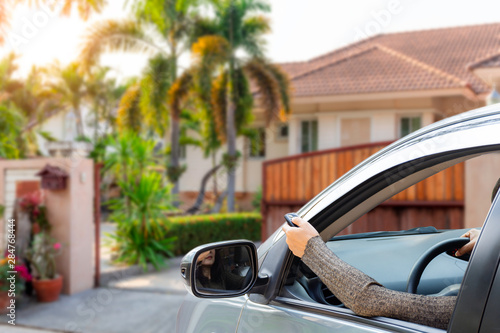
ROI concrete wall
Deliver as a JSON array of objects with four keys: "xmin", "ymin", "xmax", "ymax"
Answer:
[
  {"xmin": 464, "ymin": 153, "xmax": 500, "ymax": 229},
  {"xmin": 0, "ymin": 158, "xmax": 95, "ymax": 295}
]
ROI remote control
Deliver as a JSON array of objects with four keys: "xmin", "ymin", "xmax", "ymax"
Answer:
[{"xmin": 284, "ymin": 212, "xmax": 300, "ymax": 227}]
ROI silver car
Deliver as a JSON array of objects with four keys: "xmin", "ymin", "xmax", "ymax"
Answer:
[{"xmin": 177, "ymin": 104, "xmax": 500, "ymax": 332}]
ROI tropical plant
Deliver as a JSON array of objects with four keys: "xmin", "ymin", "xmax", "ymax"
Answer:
[
  {"xmin": 104, "ymin": 131, "xmax": 177, "ymax": 269},
  {"xmin": 0, "ymin": 53, "xmax": 58, "ymax": 158},
  {"xmin": 19, "ymin": 191, "xmax": 50, "ymax": 233},
  {"xmin": 108, "ymin": 172, "xmax": 176, "ymax": 269},
  {"xmin": 170, "ymin": 0, "xmax": 291, "ymax": 211},
  {"xmin": 47, "ymin": 61, "xmax": 88, "ymax": 137},
  {"xmin": 85, "ymin": 66, "xmax": 126, "ymax": 141},
  {"xmin": 79, "ymin": 0, "xmax": 203, "ymax": 201},
  {"xmin": 0, "ymin": 104, "xmax": 25, "ymax": 158},
  {"xmin": 25, "ymin": 232, "xmax": 62, "ymax": 280}
]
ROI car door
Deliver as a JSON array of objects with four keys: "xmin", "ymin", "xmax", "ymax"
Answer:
[
  {"xmin": 237, "ymin": 108, "xmax": 500, "ymax": 333},
  {"xmin": 449, "ymin": 191, "xmax": 500, "ymax": 333}
]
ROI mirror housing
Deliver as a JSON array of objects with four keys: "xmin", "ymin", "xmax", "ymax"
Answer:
[{"xmin": 180, "ymin": 240, "xmax": 260, "ymax": 298}]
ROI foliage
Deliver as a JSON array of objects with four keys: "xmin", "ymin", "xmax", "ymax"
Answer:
[
  {"xmin": 19, "ymin": 191, "xmax": 50, "ymax": 232},
  {"xmin": 170, "ymin": 0, "xmax": 291, "ymax": 211},
  {"xmin": 79, "ymin": 0, "xmax": 205, "ymax": 199},
  {"xmin": 164, "ymin": 213, "xmax": 261, "ymax": 255},
  {"xmin": 105, "ymin": 132, "xmax": 177, "ymax": 269},
  {"xmin": 25, "ymin": 232, "xmax": 62, "ymax": 280},
  {"xmin": 251, "ymin": 186, "xmax": 262, "ymax": 212},
  {"xmin": 0, "ymin": 105, "xmax": 25, "ymax": 158},
  {"xmin": 0, "ymin": 256, "xmax": 31, "ymax": 292},
  {"xmin": 108, "ymin": 173, "xmax": 177, "ymax": 270}
]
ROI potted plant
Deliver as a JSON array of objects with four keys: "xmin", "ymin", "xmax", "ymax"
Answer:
[
  {"xmin": 0, "ymin": 256, "xmax": 31, "ymax": 312},
  {"xmin": 19, "ymin": 191, "xmax": 50, "ymax": 234},
  {"xmin": 26, "ymin": 232, "xmax": 62, "ymax": 302}
]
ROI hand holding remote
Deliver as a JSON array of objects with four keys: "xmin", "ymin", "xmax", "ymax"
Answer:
[
  {"xmin": 284, "ymin": 212, "xmax": 300, "ymax": 227},
  {"xmin": 281, "ymin": 216, "xmax": 320, "ymax": 258}
]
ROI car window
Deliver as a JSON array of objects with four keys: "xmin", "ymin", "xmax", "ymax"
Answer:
[{"xmin": 278, "ymin": 157, "xmax": 496, "ymax": 330}]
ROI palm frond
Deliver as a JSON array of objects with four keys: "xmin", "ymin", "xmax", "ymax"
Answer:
[
  {"xmin": 210, "ymin": 71, "xmax": 227, "ymax": 142},
  {"xmin": 243, "ymin": 59, "xmax": 282, "ymax": 125},
  {"xmin": 139, "ymin": 54, "xmax": 173, "ymax": 135},
  {"xmin": 79, "ymin": 19, "xmax": 164, "ymax": 71},
  {"xmin": 262, "ymin": 63, "xmax": 291, "ymax": 118},
  {"xmin": 169, "ymin": 69, "xmax": 194, "ymax": 120},
  {"xmin": 117, "ymin": 83, "xmax": 142, "ymax": 133},
  {"xmin": 240, "ymin": 15, "xmax": 270, "ymax": 57},
  {"xmin": 192, "ymin": 35, "xmax": 230, "ymax": 66}
]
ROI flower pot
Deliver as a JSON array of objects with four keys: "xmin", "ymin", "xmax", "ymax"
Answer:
[
  {"xmin": 0, "ymin": 291, "xmax": 10, "ymax": 313},
  {"xmin": 32, "ymin": 275, "xmax": 63, "ymax": 302}
]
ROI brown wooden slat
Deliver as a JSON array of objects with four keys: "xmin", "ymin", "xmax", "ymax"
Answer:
[
  {"xmin": 312, "ymin": 156, "xmax": 321, "ymax": 196},
  {"xmin": 304, "ymin": 157, "xmax": 313, "ymax": 199},
  {"xmin": 444, "ymin": 166, "xmax": 456, "ymax": 201},
  {"xmin": 281, "ymin": 162, "xmax": 288, "ymax": 201},
  {"xmin": 289, "ymin": 159, "xmax": 297, "ymax": 201},
  {"xmin": 328, "ymin": 153, "xmax": 337, "ymax": 183},
  {"xmin": 297, "ymin": 158, "xmax": 305, "ymax": 201},
  {"xmin": 321, "ymin": 154, "xmax": 329, "ymax": 189},
  {"xmin": 455, "ymin": 162, "xmax": 465, "ymax": 200},
  {"xmin": 273, "ymin": 163, "xmax": 280, "ymax": 201},
  {"xmin": 435, "ymin": 170, "xmax": 445, "ymax": 201}
]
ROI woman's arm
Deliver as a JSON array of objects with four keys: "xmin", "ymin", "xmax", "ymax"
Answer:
[{"xmin": 283, "ymin": 218, "xmax": 456, "ymax": 330}]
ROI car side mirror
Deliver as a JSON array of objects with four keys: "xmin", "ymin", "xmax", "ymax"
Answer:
[{"xmin": 180, "ymin": 240, "xmax": 259, "ymax": 298}]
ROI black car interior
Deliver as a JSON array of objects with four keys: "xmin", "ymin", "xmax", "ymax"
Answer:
[{"xmin": 281, "ymin": 228, "xmax": 470, "ymax": 307}]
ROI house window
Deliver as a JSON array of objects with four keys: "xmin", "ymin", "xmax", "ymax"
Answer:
[
  {"xmin": 276, "ymin": 123, "xmax": 289, "ymax": 141},
  {"xmin": 400, "ymin": 116, "xmax": 422, "ymax": 137},
  {"xmin": 249, "ymin": 128, "xmax": 266, "ymax": 158},
  {"xmin": 179, "ymin": 144, "xmax": 187, "ymax": 159},
  {"xmin": 301, "ymin": 120, "xmax": 318, "ymax": 153}
]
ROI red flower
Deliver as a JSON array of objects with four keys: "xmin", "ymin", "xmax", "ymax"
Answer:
[{"xmin": 15, "ymin": 265, "xmax": 32, "ymax": 282}]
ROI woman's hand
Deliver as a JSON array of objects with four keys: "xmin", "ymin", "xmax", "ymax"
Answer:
[
  {"xmin": 282, "ymin": 217, "xmax": 320, "ymax": 258},
  {"xmin": 455, "ymin": 228, "xmax": 481, "ymax": 257}
]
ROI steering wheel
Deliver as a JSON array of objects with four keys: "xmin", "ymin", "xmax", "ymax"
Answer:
[{"xmin": 406, "ymin": 238, "xmax": 469, "ymax": 294}]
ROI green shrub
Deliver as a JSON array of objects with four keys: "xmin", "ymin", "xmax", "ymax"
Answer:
[{"xmin": 164, "ymin": 213, "xmax": 261, "ymax": 255}]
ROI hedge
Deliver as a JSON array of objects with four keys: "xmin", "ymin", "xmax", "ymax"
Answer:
[{"xmin": 163, "ymin": 213, "xmax": 262, "ymax": 255}]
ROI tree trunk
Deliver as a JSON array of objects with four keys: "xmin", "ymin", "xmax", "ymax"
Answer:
[
  {"xmin": 185, "ymin": 164, "xmax": 222, "ymax": 214},
  {"xmin": 226, "ymin": 76, "xmax": 237, "ymax": 212},
  {"xmin": 74, "ymin": 106, "xmax": 84, "ymax": 138},
  {"xmin": 170, "ymin": 117, "xmax": 181, "ymax": 206}
]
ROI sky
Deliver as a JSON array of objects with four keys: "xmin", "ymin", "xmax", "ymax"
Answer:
[{"xmin": 2, "ymin": 0, "xmax": 500, "ymax": 80}]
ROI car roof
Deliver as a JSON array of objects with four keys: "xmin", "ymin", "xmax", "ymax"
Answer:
[{"xmin": 298, "ymin": 103, "xmax": 500, "ymax": 237}]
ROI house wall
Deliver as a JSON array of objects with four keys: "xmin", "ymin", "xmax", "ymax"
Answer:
[
  {"xmin": 464, "ymin": 152, "xmax": 500, "ymax": 229},
  {"xmin": 287, "ymin": 97, "xmax": 437, "ymax": 155}
]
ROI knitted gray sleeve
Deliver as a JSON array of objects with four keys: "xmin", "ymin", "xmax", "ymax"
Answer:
[{"xmin": 301, "ymin": 236, "xmax": 456, "ymax": 330}]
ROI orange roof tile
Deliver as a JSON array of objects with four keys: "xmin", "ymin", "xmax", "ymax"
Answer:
[{"xmin": 279, "ymin": 23, "xmax": 500, "ymax": 97}]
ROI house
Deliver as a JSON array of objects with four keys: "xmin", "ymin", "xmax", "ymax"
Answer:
[{"xmin": 179, "ymin": 23, "xmax": 500, "ymax": 211}]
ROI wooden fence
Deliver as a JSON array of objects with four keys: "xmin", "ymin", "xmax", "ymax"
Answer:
[{"xmin": 261, "ymin": 142, "xmax": 464, "ymax": 240}]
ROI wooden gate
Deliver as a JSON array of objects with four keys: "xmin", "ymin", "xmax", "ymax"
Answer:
[{"xmin": 261, "ymin": 142, "xmax": 464, "ymax": 240}]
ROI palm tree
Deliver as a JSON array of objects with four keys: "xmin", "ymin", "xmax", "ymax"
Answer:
[
  {"xmin": 79, "ymin": 0, "xmax": 201, "ymax": 200},
  {"xmin": 85, "ymin": 66, "xmax": 125, "ymax": 141},
  {"xmin": 0, "ymin": 54, "xmax": 59, "ymax": 156},
  {"xmin": 47, "ymin": 61, "xmax": 88, "ymax": 138},
  {"xmin": 171, "ymin": 0, "xmax": 291, "ymax": 212},
  {"xmin": 0, "ymin": 0, "xmax": 105, "ymax": 43}
]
